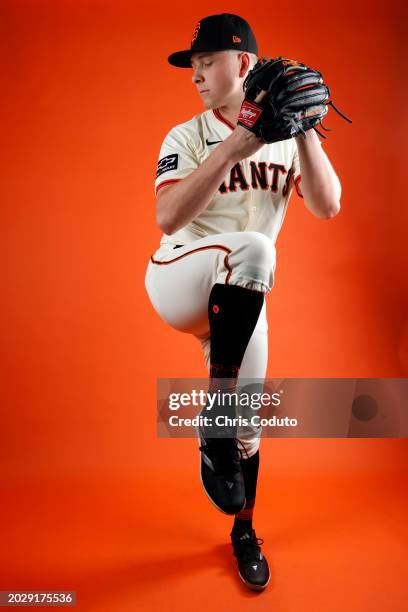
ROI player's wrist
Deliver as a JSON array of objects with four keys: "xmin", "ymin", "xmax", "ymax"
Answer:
[
  {"xmin": 226, "ymin": 126, "xmax": 265, "ymax": 163},
  {"xmin": 218, "ymin": 135, "xmax": 243, "ymax": 166}
]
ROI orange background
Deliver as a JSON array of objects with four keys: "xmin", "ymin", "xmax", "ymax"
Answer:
[{"xmin": 1, "ymin": 1, "xmax": 407, "ymax": 610}]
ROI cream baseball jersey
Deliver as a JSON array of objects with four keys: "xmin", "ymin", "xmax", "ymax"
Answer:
[{"xmin": 154, "ymin": 107, "xmax": 303, "ymax": 247}]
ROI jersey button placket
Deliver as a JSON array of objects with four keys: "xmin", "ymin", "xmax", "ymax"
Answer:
[
  {"xmin": 249, "ymin": 154, "xmax": 259, "ymax": 217},
  {"xmin": 243, "ymin": 155, "xmax": 258, "ymax": 230},
  {"xmin": 245, "ymin": 186, "xmax": 256, "ymax": 229}
]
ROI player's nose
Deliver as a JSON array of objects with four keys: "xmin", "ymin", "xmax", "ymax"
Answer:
[{"xmin": 192, "ymin": 68, "xmax": 204, "ymax": 84}]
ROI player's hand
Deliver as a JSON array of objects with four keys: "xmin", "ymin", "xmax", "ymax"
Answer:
[
  {"xmin": 222, "ymin": 91, "xmax": 268, "ymax": 163},
  {"xmin": 237, "ymin": 56, "xmax": 352, "ymax": 144}
]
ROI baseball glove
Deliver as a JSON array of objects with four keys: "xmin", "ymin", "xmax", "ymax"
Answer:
[{"xmin": 237, "ymin": 56, "xmax": 352, "ymax": 144}]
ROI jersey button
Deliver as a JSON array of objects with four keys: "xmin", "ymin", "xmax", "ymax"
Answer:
[{"xmin": 252, "ymin": 206, "xmax": 257, "ymax": 212}]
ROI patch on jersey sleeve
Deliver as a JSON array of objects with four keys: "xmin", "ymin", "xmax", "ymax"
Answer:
[{"xmin": 156, "ymin": 154, "xmax": 179, "ymax": 179}]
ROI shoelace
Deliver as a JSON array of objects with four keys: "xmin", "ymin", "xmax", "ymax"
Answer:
[{"xmin": 232, "ymin": 531, "xmax": 265, "ymax": 563}]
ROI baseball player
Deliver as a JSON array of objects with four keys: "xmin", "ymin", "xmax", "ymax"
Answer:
[{"xmin": 145, "ymin": 13, "xmax": 342, "ymax": 591}]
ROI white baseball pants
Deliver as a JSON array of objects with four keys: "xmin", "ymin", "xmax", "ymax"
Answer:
[{"xmin": 145, "ymin": 231, "xmax": 277, "ymax": 457}]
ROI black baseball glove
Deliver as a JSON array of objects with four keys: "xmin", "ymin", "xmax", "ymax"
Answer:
[{"xmin": 237, "ymin": 56, "xmax": 352, "ymax": 143}]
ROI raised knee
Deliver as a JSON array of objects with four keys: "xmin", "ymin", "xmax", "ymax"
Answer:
[{"xmin": 241, "ymin": 232, "xmax": 275, "ymax": 266}]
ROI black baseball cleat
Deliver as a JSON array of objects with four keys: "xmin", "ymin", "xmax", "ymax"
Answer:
[
  {"xmin": 231, "ymin": 528, "xmax": 271, "ymax": 591},
  {"xmin": 198, "ymin": 434, "xmax": 246, "ymax": 515}
]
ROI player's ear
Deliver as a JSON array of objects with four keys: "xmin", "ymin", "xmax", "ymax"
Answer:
[{"xmin": 238, "ymin": 51, "xmax": 251, "ymax": 78}]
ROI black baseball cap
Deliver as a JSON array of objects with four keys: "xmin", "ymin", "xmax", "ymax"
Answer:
[{"xmin": 168, "ymin": 13, "xmax": 258, "ymax": 68}]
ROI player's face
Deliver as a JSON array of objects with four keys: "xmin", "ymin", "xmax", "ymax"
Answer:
[{"xmin": 191, "ymin": 51, "xmax": 245, "ymax": 109}]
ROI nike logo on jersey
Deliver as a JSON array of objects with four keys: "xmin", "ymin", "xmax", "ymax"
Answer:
[{"xmin": 206, "ymin": 139, "xmax": 222, "ymax": 146}]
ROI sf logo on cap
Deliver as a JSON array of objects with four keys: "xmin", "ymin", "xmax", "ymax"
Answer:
[{"xmin": 191, "ymin": 21, "xmax": 201, "ymax": 45}]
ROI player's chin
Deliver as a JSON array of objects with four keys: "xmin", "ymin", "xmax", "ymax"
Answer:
[
  {"xmin": 204, "ymin": 98, "xmax": 220, "ymax": 110},
  {"xmin": 199, "ymin": 93, "xmax": 216, "ymax": 109},
  {"xmin": 200, "ymin": 97, "xmax": 214, "ymax": 109}
]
